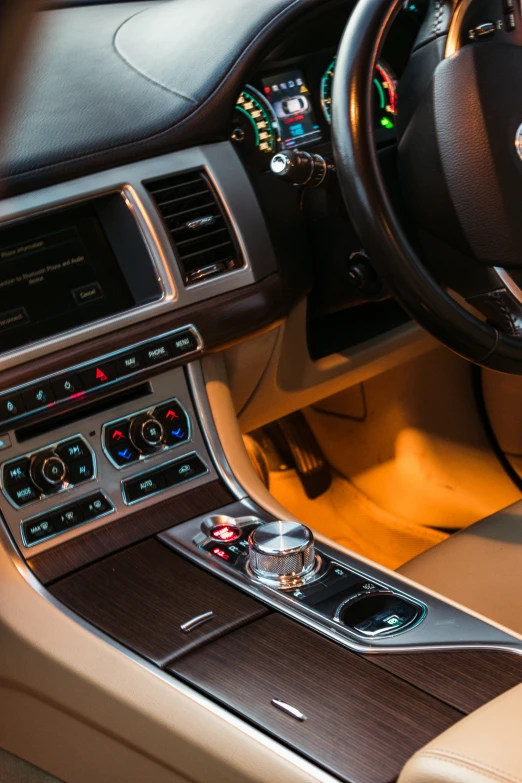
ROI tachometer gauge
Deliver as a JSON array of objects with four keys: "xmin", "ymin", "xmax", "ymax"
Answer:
[
  {"xmin": 320, "ymin": 58, "xmax": 398, "ymax": 133},
  {"xmin": 231, "ymin": 86, "xmax": 281, "ymax": 170}
]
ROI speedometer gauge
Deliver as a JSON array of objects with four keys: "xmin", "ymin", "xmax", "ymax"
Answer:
[
  {"xmin": 231, "ymin": 86, "xmax": 281, "ymax": 170},
  {"xmin": 320, "ymin": 58, "xmax": 398, "ymax": 132}
]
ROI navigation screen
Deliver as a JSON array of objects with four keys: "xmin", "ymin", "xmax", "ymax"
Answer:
[
  {"xmin": 262, "ymin": 69, "xmax": 322, "ymax": 149},
  {"xmin": 0, "ymin": 203, "xmax": 135, "ymax": 353}
]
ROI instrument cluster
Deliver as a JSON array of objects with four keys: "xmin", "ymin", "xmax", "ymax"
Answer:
[{"xmin": 231, "ymin": 4, "xmax": 423, "ymax": 170}]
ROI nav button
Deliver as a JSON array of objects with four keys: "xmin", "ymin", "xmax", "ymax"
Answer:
[{"xmin": 118, "ymin": 352, "xmax": 143, "ymax": 375}]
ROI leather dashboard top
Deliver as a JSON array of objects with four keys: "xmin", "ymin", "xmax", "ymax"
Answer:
[{"xmin": 2, "ymin": 0, "xmax": 337, "ymax": 194}]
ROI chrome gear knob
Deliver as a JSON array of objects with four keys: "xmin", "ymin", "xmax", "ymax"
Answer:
[{"xmin": 248, "ymin": 520, "xmax": 316, "ymax": 588}]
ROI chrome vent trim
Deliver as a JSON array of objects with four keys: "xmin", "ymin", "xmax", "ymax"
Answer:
[{"xmin": 145, "ymin": 169, "xmax": 243, "ymax": 285}]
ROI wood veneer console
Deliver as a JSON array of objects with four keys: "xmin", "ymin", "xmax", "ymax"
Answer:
[{"xmin": 48, "ymin": 537, "xmax": 522, "ymax": 783}]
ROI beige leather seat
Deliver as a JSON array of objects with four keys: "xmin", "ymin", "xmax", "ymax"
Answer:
[{"xmin": 398, "ymin": 500, "xmax": 522, "ymax": 636}]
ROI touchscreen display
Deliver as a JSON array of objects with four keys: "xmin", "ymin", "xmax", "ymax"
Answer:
[
  {"xmin": 262, "ymin": 69, "xmax": 322, "ymax": 149},
  {"xmin": 0, "ymin": 203, "xmax": 135, "ymax": 353}
]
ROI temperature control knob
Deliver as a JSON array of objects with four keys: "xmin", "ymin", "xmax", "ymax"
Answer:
[
  {"xmin": 30, "ymin": 451, "xmax": 67, "ymax": 493},
  {"xmin": 248, "ymin": 521, "xmax": 316, "ymax": 587},
  {"xmin": 129, "ymin": 414, "xmax": 165, "ymax": 454}
]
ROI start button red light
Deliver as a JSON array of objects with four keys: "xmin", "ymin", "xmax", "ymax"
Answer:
[{"xmin": 211, "ymin": 524, "xmax": 241, "ymax": 542}]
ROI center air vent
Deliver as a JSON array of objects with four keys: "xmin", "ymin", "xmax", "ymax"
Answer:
[{"xmin": 145, "ymin": 170, "xmax": 244, "ymax": 285}]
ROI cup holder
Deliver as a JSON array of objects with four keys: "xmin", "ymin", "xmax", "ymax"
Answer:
[{"xmin": 335, "ymin": 590, "xmax": 425, "ymax": 638}]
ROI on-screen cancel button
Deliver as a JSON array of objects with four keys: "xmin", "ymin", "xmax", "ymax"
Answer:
[{"xmin": 72, "ymin": 282, "xmax": 103, "ymax": 306}]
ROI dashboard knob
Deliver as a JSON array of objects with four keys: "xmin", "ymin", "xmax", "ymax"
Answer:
[
  {"xmin": 129, "ymin": 414, "xmax": 165, "ymax": 454},
  {"xmin": 30, "ymin": 451, "xmax": 67, "ymax": 493},
  {"xmin": 248, "ymin": 521, "xmax": 316, "ymax": 587}
]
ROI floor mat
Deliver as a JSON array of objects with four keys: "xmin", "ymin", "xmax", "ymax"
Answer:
[{"xmin": 269, "ymin": 469, "xmax": 449, "ymax": 570}]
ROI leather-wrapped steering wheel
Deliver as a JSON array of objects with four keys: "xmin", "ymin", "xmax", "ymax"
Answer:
[{"xmin": 332, "ymin": 0, "xmax": 522, "ymax": 373}]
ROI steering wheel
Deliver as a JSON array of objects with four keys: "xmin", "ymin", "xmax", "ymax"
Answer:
[{"xmin": 332, "ymin": 0, "xmax": 522, "ymax": 373}]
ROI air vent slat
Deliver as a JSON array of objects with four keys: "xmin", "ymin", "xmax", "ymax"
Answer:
[{"xmin": 145, "ymin": 170, "xmax": 243, "ymax": 285}]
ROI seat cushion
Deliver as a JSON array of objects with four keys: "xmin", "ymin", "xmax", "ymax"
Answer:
[{"xmin": 398, "ymin": 500, "xmax": 522, "ymax": 636}]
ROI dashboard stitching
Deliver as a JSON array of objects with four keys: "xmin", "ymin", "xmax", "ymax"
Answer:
[
  {"xmin": 112, "ymin": 8, "xmax": 198, "ymax": 105},
  {"xmin": 1, "ymin": 0, "xmax": 329, "ymax": 182}
]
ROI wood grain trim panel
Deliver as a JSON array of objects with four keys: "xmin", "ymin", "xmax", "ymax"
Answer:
[
  {"xmin": 27, "ymin": 480, "xmax": 233, "ymax": 584},
  {"xmin": 170, "ymin": 613, "xmax": 462, "ymax": 783},
  {"xmin": 366, "ymin": 649, "xmax": 522, "ymax": 714},
  {"xmin": 0, "ymin": 273, "xmax": 300, "ymax": 393},
  {"xmin": 50, "ymin": 539, "xmax": 269, "ymax": 666}
]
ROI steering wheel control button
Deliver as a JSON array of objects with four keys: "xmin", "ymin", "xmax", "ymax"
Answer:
[
  {"xmin": 0, "ymin": 393, "xmax": 25, "ymax": 422},
  {"xmin": 336, "ymin": 592, "xmax": 424, "ymax": 638},
  {"xmin": 248, "ymin": 521, "xmax": 317, "ymax": 588}
]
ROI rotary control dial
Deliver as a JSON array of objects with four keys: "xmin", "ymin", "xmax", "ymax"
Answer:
[
  {"xmin": 129, "ymin": 413, "xmax": 165, "ymax": 454},
  {"xmin": 248, "ymin": 520, "xmax": 317, "ymax": 588},
  {"xmin": 30, "ymin": 451, "xmax": 67, "ymax": 493}
]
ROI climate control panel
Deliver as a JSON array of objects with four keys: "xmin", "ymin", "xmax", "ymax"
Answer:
[
  {"xmin": 2, "ymin": 436, "xmax": 95, "ymax": 509},
  {"xmin": 102, "ymin": 398, "xmax": 190, "ymax": 468}
]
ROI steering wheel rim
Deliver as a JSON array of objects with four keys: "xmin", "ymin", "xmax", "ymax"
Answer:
[{"xmin": 331, "ymin": 0, "xmax": 522, "ymax": 374}]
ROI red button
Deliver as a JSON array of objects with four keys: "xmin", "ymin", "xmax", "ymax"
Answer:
[
  {"xmin": 211, "ymin": 524, "xmax": 241, "ymax": 542},
  {"xmin": 211, "ymin": 547, "xmax": 231, "ymax": 561}
]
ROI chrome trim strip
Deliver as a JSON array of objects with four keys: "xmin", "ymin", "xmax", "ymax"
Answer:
[
  {"xmin": 21, "ymin": 492, "xmax": 115, "ymax": 548},
  {"xmin": 186, "ymin": 362, "xmax": 246, "ymax": 500},
  {"xmin": 494, "ymin": 267, "xmax": 522, "ymax": 306},
  {"xmin": 271, "ymin": 700, "xmax": 307, "ymax": 722},
  {"xmin": 121, "ymin": 450, "xmax": 209, "ymax": 506},
  {"xmin": 1, "ymin": 434, "xmax": 96, "ymax": 510},
  {"xmin": 0, "ymin": 325, "xmax": 202, "ymax": 429},
  {"xmin": 180, "ymin": 611, "xmax": 214, "ymax": 633},
  {"xmin": 101, "ymin": 396, "xmax": 192, "ymax": 469}
]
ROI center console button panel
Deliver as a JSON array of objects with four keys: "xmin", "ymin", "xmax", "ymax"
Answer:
[
  {"xmin": 2, "ymin": 435, "xmax": 95, "ymax": 509},
  {"xmin": 21, "ymin": 491, "xmax": 114, "ymax": 547},
  {"xmin": 162, "ymin": 514, "xmax": 428, "ymax": 644},
  {"xmin": 122, "ymin": 452, "xmax": 209, "ymax": 505},
  {"xmin": 103, "ymin": 397, "xmax": 191, "ymax": 468},
  {"xmin": 0, "ymin": 325, "xmax": 201, "ymax": 427}
]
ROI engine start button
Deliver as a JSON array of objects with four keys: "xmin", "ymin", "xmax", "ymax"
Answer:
[{"xmin": 210, "ymin": 524, "xmax": 241, "ymax": 543}]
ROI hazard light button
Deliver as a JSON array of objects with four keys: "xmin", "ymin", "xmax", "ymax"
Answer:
[{"xmin": 79, "ymin": 361, "xmax": 118, "ymax": 390}]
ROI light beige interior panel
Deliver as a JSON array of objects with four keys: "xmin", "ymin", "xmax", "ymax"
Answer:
[
  {"xmin": 399, "ymin": 681, "xmax": 522, "ymax": 783},
  {"xmin": 398, "ymin": 500, "xmax": 522, "ymax": 635},
  {"xmin": 230, "ymin": 301, "xmax": 435, "ymax": 432}
]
